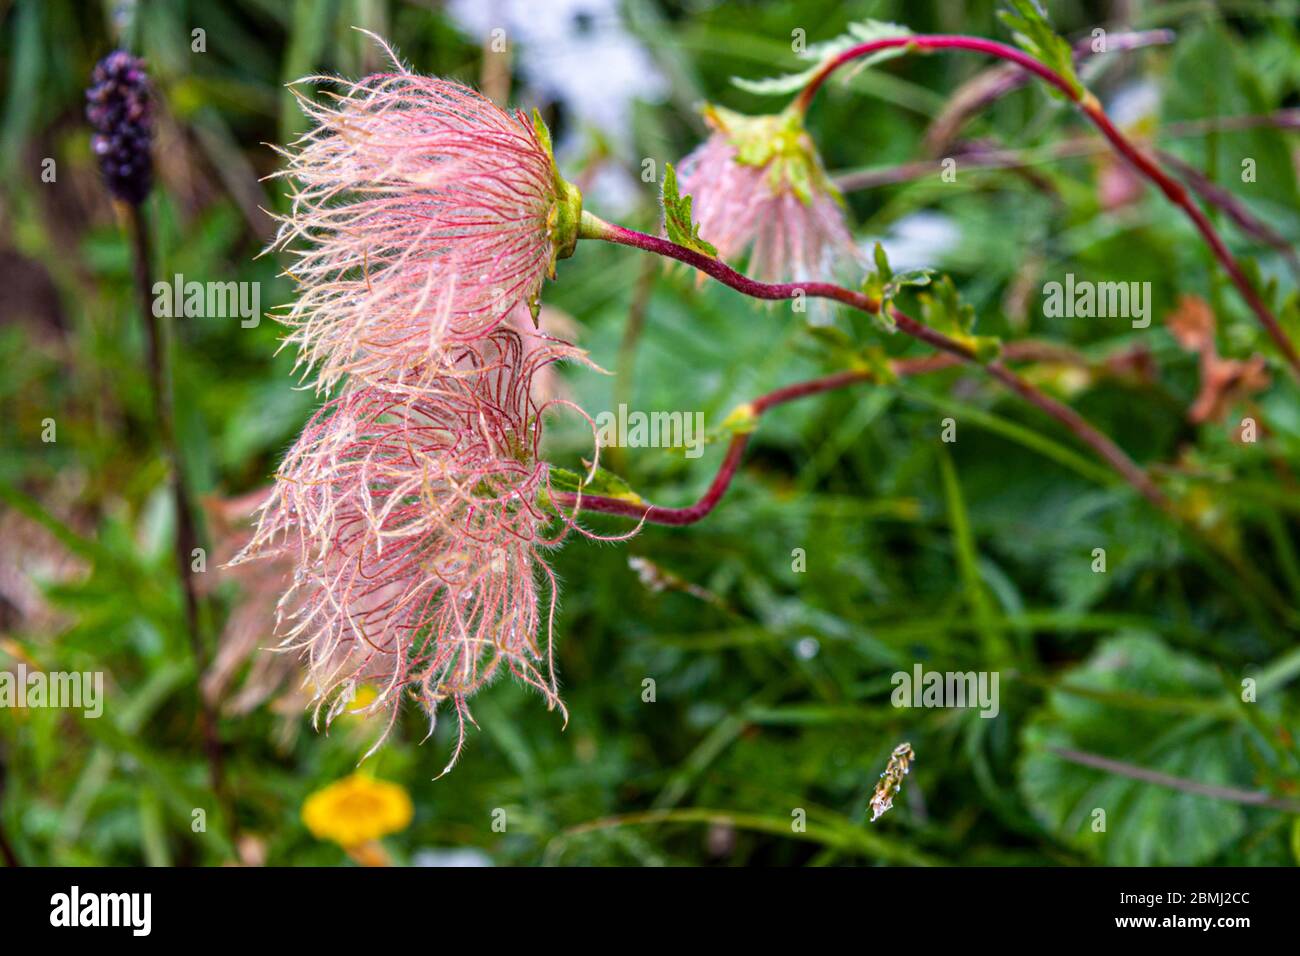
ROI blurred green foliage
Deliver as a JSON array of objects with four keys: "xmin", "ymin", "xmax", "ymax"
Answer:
[{"xmin": 1, "ymin": 0, "xmax": 1298, "ymax": 867}]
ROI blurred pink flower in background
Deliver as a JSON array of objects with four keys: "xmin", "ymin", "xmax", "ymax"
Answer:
[{"xmin": 678, "ymin": 105, "xmax": 860, "ymax": 286}]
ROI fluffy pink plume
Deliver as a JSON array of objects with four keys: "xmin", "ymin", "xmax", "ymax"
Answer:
[
  {"xmin": 677, "ymin": 109, "xmax": 860, "ymax": 285},
  {"xmin": 232, "ymin": 328, "xmax": 591, "ymax": 771},
  {"xmin": 269, "ymin": 53, "xmax": 571, "ymax": 393},
  {"xmin": 238, "ymin": 37, "xmax": 606, "ymax": 768}
]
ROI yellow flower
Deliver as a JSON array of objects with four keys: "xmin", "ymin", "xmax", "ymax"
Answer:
[
  {"xmin": 302, "ymin": 774, "xmax": 413, "ymax": 848},
  {"xmin": 343, "ymin": 684, "xmax": 379, "ymax": 717}
]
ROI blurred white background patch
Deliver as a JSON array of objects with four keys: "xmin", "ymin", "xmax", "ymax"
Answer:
[
  {"xmin": 447, "ymin": 0, "xmax": 666, "ymax": 149},
  {"xmin": 863, "ymin": 211, "xmax": 961, "ymax": 272}
]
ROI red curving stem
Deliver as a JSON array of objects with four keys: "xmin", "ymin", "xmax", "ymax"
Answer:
[
  {"xmin": 554, "ymin": 336, "xmax": 1167, "ymax": 526},
  {"xmin": 786, "ymin": 32, "xmax": 1300, "ymax": 378}
]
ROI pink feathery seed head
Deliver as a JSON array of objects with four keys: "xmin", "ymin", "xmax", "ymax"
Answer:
[
  {"xmin": 230, "ymin": 327, "xmax": 595, "ymax": 772},
  {"xmin": 678, "ymin": 104, "xmax": 861, "ymax": 286},
  {"xmin": 505, "ymin": 300, "xmax": 580, "ymax": 407},
  {"xmin": 269, "ymin": 38, "xmax": 583, "ymax": 395}
]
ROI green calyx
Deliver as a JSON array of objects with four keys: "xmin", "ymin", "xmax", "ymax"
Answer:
[
  {"xmin": 545, "ymin": 175, "xmax": 583, "ymax": 290},
  {"xmin": 533, "ymin": 108, "xmax": 584, "ymax": 311},
  {"xmin": 702, "ymin": 103, "xmax": 840, "ymax": 207}
]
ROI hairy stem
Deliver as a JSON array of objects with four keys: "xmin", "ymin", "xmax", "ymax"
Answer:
[
  {"xmin": 560, "ymin": 234, "xmax": 1294, "ymax": 621},
  {"xmin": 792, "ymin": 34, "xmax": 1080, "ymax": 114},
  {"xmin": 1156, "ymin": 148, "xmax": 1300, "ymax": 281},
  {"xmin": 580, "ymin": 211, "xmax": 876, "ymax": 309},
  {"xmin": 556, "ymin": 433, "xmax": 753, "ymax": 525},
  {"xmin": 835, "ymin": 121, "xmax": 1300, "ymax": 281},
  {"xmin": 921, "ymin": 28, "xmax": 1177, "ymax": 156},
  {"xmin": 840, "ymin": 111, "xmax": 1300, "ymax": 191},
  {"xmin": 557, "ymin": 343, "xmax": 1164, "ymax": 524},
  {"xmin": 555, "ymin": 367, "xmax": 882, "ymax": 524},
  {"xmin": 1082, "ymin": 103, "xmax": 1298, "ymax": 371},
  {"xmin": 579, "ymin": 211, "xmax": 1166, "ymax": 510},
  {"xmin": 791, "ymin": 33, "xmax": 1300, "ymax": 377}
]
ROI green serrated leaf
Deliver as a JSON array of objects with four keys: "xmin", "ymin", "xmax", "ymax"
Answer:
[
  {"xmin": 731, "ymin": 64, "xmax": 826, "ymax": 97},
  {"xmin": 547, "ymin": 465, "xmax": 645, "ymax": 505},
  {"xmin": 1020, "ymin": 634, "xmax": 1250, "ymax": 866},
  {"xmin": 862, "ymin": 244, "xmax": 934, "ymax": 317},
  {"xmin": 885, "ymin": 269, "xmax": 934, "ymax": 300},
  {"xmin": 872, "ymin": 241, "xmax": 893, "ymax": 281},
  {"xmin": 731, "ymin": 20, "xmax": 914, "ymax": 96},
  {"xmin": 918, "ymin": 275, "xmax": 976, "ymax": 336},
  {"xmin": 661, "ymin": 163, "xmax": 717, "ymax": 257},
  {"xmin": 998, "ymin": 0, "xmax": 1084, "ymax": 100}
]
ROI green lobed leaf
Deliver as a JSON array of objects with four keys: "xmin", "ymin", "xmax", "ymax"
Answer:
[
  {"xmin": 918, "ymin": 274, "xmax": 976, "ymax": 336},
  {"xmin": 862, "ymin": 242, "xmax": 935, "ymax": 321},
  {"xmin": 661, "ymin": 163, "xmax": 718, "ymax": 258},
  {"xmin": 1019, "ymin": 634, "xmax": 1254, "ymax": 865},
  {"xmin": 998, "ymin": 0, "xmax": 1084, "ymax": 100},
  {"xmin": 547, "ymin": 464, "xmax": 645, "ymax": 504},
  {"xmin": 731, "ymin": 20, "xmax": 914, "ymax": 96}
]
